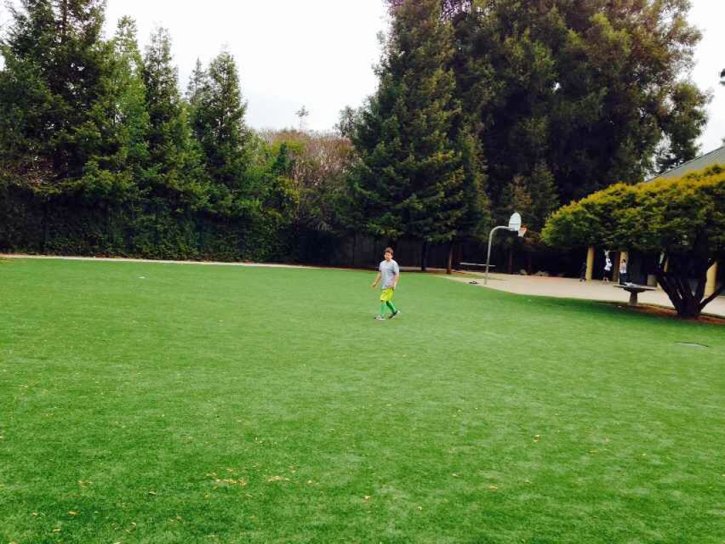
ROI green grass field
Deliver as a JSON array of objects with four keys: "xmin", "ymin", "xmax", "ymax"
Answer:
[{"xmin": 1, "ymin": 258, "xmax": 723, "ymax": 543}]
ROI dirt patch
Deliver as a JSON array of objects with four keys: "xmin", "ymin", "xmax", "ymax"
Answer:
[{"xmin": 602, "ymin": 301, "xmax": 725, "ymax": 325}]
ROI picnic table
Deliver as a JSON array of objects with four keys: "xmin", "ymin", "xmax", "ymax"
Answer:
[{"xmin": 614, "ymin": 283, "xmax": 657, "ymax": 306}]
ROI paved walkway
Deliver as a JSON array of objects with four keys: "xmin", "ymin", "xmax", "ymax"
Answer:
[
  {"xmin": 447, "ymin": 272, "xmax": 725, "ymax": 318},
  {"xmin": 0, "ymin": 253, "xmax": 317, "ymax": 269}
]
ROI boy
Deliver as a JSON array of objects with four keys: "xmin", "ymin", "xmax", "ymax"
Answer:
[
  {"xmin": 619, "ymin": 257, "xmax": 628, "ymax": 285},
  {"xmin": 603, "ymin": 254, "xmax": 612, "ymax": 283},
  {"xmin": 371, "ymin": 247, "xmax": 401, "ymax": 320}
]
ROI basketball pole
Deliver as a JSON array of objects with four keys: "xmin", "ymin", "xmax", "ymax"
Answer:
[{"xmin": 484, "ymin": 213, "xmax": 524, "ymax": 285}]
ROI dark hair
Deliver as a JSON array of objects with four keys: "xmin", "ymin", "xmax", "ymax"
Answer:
[{"xmin": 384, "ymin": 247, "xmax": 394, "ymax": 256}]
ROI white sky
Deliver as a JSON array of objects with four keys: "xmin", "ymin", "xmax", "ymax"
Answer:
[
  {"xmin": 1, "ymin": 1, "xmax": 723, "ymax": 151},
  {"xmin": 106, "ymin": 0, "xmax": 390, "ymax": 133}
]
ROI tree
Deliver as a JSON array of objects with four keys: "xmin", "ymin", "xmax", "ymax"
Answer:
[
  {"xmin": 295, "ymin": 105, "xmax": 309, "ymax": 131},
  {"xmin": 352, "ymin": 0, "xmax": 469, "ymax": 270},
  {"xmin": 142, "ymin": 27, "xmax": 207, "ymax": 211},
  {"xmin": 0, "ymin": 0, "xmax": 116, "ymax": 190},
  {"xmin": 335, "ymin": 106, "xmax": 360, "ymax": 140},
  {"xmin": 655, "ymin": 82, "xmax": 709, "ymax": 173},
  {"xmin": 448, "ymin": 0, "xmax": 708, "ymax": 211},
  {"xmin": 542, "ymin": 166, "xmax": 725, "ymax": 318},
  {"xmin": 261, "ymin": 129, "xmax": 357, "ymax": 234},
  {"xmin": 95, "ymin": 17, "xmax": 150, "ymax": 187},
  {"xmin": 188, "ymin": 50, "xmax": 249, "ymax": 194},
  {"xmin": 186, "ymin": 58, "xmax": 208, "ymax": 106}
]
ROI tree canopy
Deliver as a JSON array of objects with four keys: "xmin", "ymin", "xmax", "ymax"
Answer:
[
  {"xmin": 352, "ymin": 0, "xmax": 489, "ymax": 269},
  {"xmin": 542, "ymin": 166, "xmax": 725, "ymax": 317}
]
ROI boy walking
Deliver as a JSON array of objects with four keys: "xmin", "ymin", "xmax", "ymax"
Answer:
[{"xmin": 372, "ymin": 247, "xmax": 401, "ymax": 320}]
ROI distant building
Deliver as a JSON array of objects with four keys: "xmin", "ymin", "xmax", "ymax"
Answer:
[{"xmin": 647, "ymin": 144, "xmax": 725, "ymax": 182}]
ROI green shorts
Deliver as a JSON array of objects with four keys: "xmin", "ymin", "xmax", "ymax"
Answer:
[{"xmin": 380, "ymin": 287, "xmax": 395, "ymax": 302}]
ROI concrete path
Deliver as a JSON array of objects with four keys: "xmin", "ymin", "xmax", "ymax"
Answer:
[
  {"xmin": 447, "ymin": 272, "xmax": 725, "ymax": 318},
  {"xmin": 0, "ymin": 253, "xmax": 318, "ymax": 269}
]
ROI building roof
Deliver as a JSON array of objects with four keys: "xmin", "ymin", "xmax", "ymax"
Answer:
[{"xmin": 648, "ymin": 144, "xmax": 725, "ymax": 182}]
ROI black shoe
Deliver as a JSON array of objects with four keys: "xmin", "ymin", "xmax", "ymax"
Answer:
[{"xmin": 389, "ymin": 310, "xmax": 400, "ymax": 319}]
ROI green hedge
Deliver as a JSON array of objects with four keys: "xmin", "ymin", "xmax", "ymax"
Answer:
[{"xmin": 0, "ymin": 185, "xmax": 297, "ymax": 263}]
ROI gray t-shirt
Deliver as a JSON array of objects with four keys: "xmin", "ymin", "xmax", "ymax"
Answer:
[{"xmin": 379, "ymin": 259, "xmax": 400, "ymax": 289}]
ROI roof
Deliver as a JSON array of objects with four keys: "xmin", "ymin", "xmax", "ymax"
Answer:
[{"xmin": 648, "ymin": 144, "xmax": 725, "ymax": 182}]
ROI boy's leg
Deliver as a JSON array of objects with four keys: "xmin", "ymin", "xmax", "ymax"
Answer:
[
  {"xmin": 386, "ymin": 301, "xmax": 397, "ymax": 313},
  {"xmin": 379, "ymin": 288, "xmax": 391, "ymax": 317}
]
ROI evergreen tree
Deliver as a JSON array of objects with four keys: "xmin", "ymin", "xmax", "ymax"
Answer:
[
  {"xmin": 0, "ymin": 0, "xmax": 115, "ymax": 189},
  {"xmin": 142, "ymin": 27, "xmax": 206, "ymax": 210},
  {"xmin": 188, "ymin": 51, "xmax": 249, "ymax": 191},
  {"xmin": 352, "ymin": 0, "xmax": 468, "ymax": 270},
  {"xmin": 78, "ymin": 15, "xmax": 150, "ymax": 196},
  {"xmin": 186, "ymin": 58, "xmax": 208, "ymax": 106}
]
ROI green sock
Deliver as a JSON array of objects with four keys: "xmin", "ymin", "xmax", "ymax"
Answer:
[
  {"xmin": 380, "ymin": 303, "xmax": 387, "ymax": 317},
  {"xmin": 386, "ymin": 301, "xmax": 397, "ymax": 314}
]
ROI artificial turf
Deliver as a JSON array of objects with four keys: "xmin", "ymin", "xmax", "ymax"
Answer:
[{"xmin": 0, "ymin": 258, "xmax": 723, "ymax": 543}]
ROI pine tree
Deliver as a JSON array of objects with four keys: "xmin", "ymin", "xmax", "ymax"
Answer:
[
  {"xmin": 91, "ymin": 16, "xmax": 150, "ymax": 186},
  {"xmin": 352, "ymin": 0, "xmax": 467, "ymax": 270},
  {"xmin": 142, "ymin": 27, "xmax": 206, "ymax": 210},
  {"xmin": 0, "ymin": 0, "xmax": 115, "ymax": 188},
  {"xmin": 186, "ymin": 58, "xmax": 208, "ymax": 106},
  {"xmin": 188, "ymin": 51, "xmax": 249, "ymax": 191}
]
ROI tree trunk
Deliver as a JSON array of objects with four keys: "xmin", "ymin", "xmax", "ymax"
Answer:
[
  {"xmin": 446, "ymin": 240, "xmax": 454, "ymax": 275},
  {"xmin": 656, "ymin": 264, "xmax": 710, "ymax": 319},
  {"xmin": 60, "ymin": 0, "xmax": 69, "ymax": 42},
  {"xmin": 421, "ymin": 240, "xmax": 428, "ymax": 272},
  {"xmin": 351, "ymin": 231, "xmax": 357, "ymax": 267},
  {"xmin": 41, "ymin": 198, "xmax": 49, "ymax": 254},
  {"xmin": 507, "ymin": 248, "xmax": 513, "ymax": 274}
]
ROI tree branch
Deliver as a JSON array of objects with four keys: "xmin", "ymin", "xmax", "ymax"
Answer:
[{"xmin": 699, "ymin": 282, "xmax": 725, "ymax": 311}]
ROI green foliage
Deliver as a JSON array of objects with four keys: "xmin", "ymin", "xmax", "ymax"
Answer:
[
  {"xmin": 0, "ymin": 4, "xmax": 307, "ymax": 263},
  {"xmin": 352, "ymin": 0, "xmax": 483, "ymax": 258},
  {"xmin": 143, "ymin": 27, "xmax": 205, "ymax": 208},
  {"xmin": 188, "ymin": 51, "xmax": 249, "ymax": 191},
  {"xmin": 0, "ymin": 0, "xmax": 711, "ymax": 270},
  {"xmin": 0, "ymin": 0, "xmax": 115, "ymax": 192},
  {"xmin": 450, "ymin": 0, "xmax": 707, "ymax": 213},
  {"xmin": 543, "ymin": 165, "xmax": 725, "ymax": 316}
]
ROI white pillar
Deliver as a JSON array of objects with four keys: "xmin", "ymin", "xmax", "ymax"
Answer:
[
  {"xmin": 586, "ymin": 246, "xmax": 595, "ymax": 281},
  {"xmin": 705, "ymin": 262, "xmax": 719, "ymax": 297}
]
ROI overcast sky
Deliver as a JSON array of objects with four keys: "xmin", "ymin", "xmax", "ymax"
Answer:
[{"xmin": 1, "ymin": 1, "xmax": 724, "ymax": 152}]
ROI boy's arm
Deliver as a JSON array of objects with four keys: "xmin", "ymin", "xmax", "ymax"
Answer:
[{"xmin": 371, "ymin": 271, "xmax": 382, "ymax": 288}]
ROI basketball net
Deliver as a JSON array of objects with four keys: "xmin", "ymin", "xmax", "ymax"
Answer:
[{"xmin": 518, "ymin": 227, "xmax": 527, "ymax": 238}]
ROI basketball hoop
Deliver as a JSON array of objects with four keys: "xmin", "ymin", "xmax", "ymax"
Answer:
[
  {"xmin": 508, "ymin": 212, "xmax": 522, "ymax": 232},
  {"xmin": 518, "ymin": 227, "xmax": 527, "ymax": 238}
]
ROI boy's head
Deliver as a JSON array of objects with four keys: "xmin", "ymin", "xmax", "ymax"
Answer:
[{"xmin": 384, "ymin": 247, "xmax": 394, "ymax": 261}]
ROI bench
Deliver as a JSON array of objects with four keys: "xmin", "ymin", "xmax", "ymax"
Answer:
[
  {"xmin": 459, "ymin": 262, "xmax": 494, "ymax": 270},
  {"xmin": 614, "ymin": 283, "xmax": 657, "ymax": 306}
]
